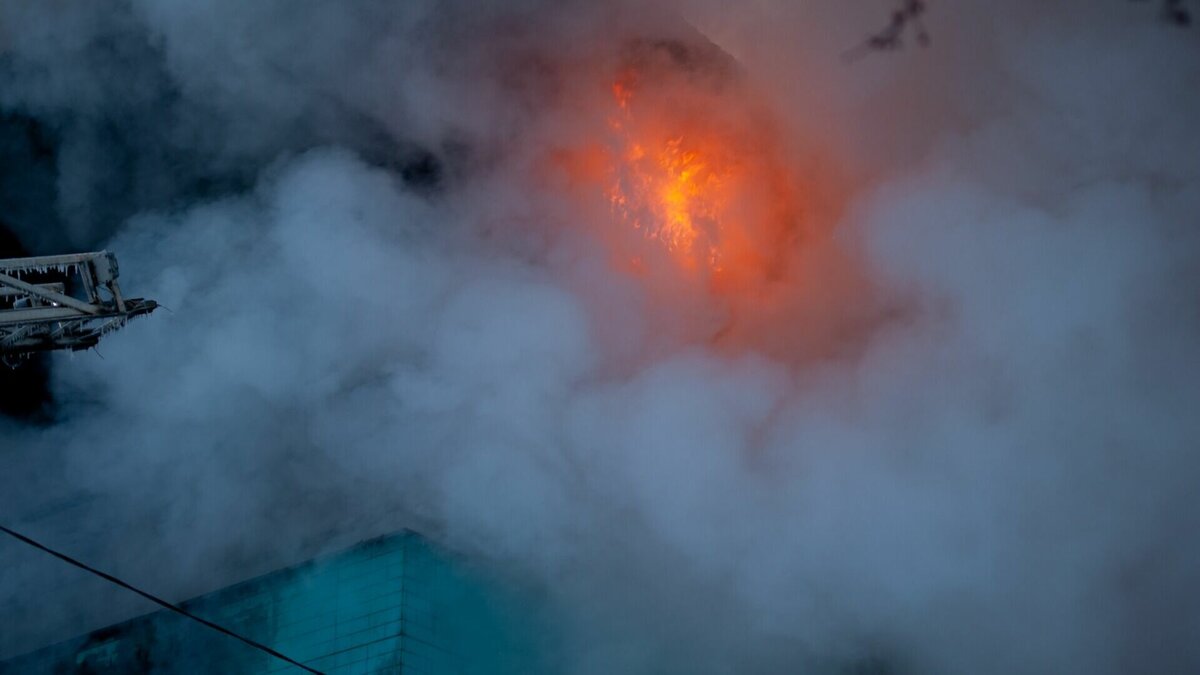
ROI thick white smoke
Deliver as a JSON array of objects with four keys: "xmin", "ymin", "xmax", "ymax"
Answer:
[{"xmin": 2, "ymin": 1, "xmax": 1199, "ymax": 673}]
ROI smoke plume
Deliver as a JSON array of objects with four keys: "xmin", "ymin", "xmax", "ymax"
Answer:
[{"xmin": 2, "ymin": 1, "xmax": 1199, "ymax": 673}]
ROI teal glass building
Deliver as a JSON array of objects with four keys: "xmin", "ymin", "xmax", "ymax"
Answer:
[{"xmin": 0, "ymin": 532, "xmax": 548, "ymax": 674}]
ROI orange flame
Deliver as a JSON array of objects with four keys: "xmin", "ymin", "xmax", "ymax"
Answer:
[
  {"xmin": 600, "ymin": 68, "xmax": 798, "ymax": 288},
  {"xmin": 542, "ymin": 47, "xmax": 868, "ymax": 361}
]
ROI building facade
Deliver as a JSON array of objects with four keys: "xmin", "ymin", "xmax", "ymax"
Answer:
[{"xmin": 0, "ymin": 532, "xmax": 546, "ymax": 674}]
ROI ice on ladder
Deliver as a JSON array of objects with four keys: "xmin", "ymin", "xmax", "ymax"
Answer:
[{"xmin": 0, "ymin": 251, "xmax": 157, "ymax": 366}]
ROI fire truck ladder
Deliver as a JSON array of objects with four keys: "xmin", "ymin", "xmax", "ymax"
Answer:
[{"xmin": 0, "ymin": 251, "xmax": 157, "ymax": 365}]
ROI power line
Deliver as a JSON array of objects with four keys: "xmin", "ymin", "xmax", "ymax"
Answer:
[{"xmin": 0, "ymin": 524, "xmax": 323, "ymax": 674}]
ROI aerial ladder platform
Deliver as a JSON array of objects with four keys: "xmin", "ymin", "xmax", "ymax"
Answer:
[{"xmin": 0, "ymin": 251, "xmax": 156, "ymax": 365}]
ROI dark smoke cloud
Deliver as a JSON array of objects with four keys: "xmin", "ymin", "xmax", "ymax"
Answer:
[{"xmin": 2, "ymin": 1, "xmax": 1199, "ymax": 673}]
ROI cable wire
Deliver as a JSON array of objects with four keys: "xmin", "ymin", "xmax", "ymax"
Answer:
[{"xmin": 0, "ymin": 524, "xmax": 323, "ymax": 674}]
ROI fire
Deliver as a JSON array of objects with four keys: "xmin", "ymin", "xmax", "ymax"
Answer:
[
  {"xmin": 541, "ymin": 37, "xmax": 867, "ymax": 362},
  {"xmin": 542, "ymin": 37, "xmax": 865, "ymax": 360},
  {"xmin": 598, "ymin": 64, "xmax": 800, "ymax": 289},
  {"xmin": 543, "ymin": 39, "xmax": 809, "ymax": 294}
]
